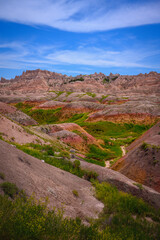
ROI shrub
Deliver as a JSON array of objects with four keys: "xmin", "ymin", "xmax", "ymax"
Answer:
[
  {"xmin": 0, "ymin": 182, "xmax": 19, "ymax": 198},
  {"xmin": 73, "ymin": 160, "xmax": 80, "ymax": 169},
  {"xmin": 72, "ymin": 190, "xmax": 79, "ymax": 197},
  {"xmin": 0, "ymin": 172, "xmax": 5, "ymax": 180},
  {"xmin": 0, "ymin": 194, "xmax": 109, "ymax": 240},
  {"xmin": 141, "ymin": 142, "xmax": 149, "ymax": 151}
]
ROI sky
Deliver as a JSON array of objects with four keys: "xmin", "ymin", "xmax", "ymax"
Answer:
[{"xmin": 0, "ymin": 0, "xmax": 160, "ymax": 79}]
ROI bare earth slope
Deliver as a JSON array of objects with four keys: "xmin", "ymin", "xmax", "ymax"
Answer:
[
  {"xmin": 112, "ymin": 122, "xmax": 160, "ymax": 192},
  {"xmin": 0, "ymin": 140, "xmax": 104, "ymax": 222}
]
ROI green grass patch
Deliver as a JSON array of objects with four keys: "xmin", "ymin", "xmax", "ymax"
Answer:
[
  {"xmin": 0, "ymin": 172, "xmax": 5, "ymax": 180},
  {"xmin": 28, "ymin": 108, "xmax": 62, "ymax": 124},
  {"xmin": 0, "ymin": 182, "xmax": 19, "ymax": 199},
  {"xmin": 80, "ymin": 121, "xmax": 151, "ymax": 160},
  {"xmin": 100, "ymin": 95, "xmax": 109, "ymax": 102},
  {"xmin": 86, "ymin": 92, "xmax": 96, "ymax": 98},
  {"xmin": 93, "ymin": 181, "xmax": 160, "ymax": 240},
  {"xmin": 65, "ymin": 113, "xmax": 88, "ymax": 124},
  {"xmin": 81, "ymin": 122, "xmax": 150, "ymax": 139},
  {"xmin": 16, "ymin": 143, "xmax": 98, "ymax": 182},
  {"xmin": 86, "ymin": 144, "xmax": 113, "ymax": 162},
  {"xmin": 0, "ymin": 179, "xmax": 159, "ymax": 240},
  {"xmin": 15, "ymin": 102, "xmax": 62, "ymax": 124},
  {"xmin": 66, "ymin": 91, "xmax": 73, "ymax": 97},
  {"xmin": 0, "ymin": 192, "xmax": 112, "ymax": 240}
]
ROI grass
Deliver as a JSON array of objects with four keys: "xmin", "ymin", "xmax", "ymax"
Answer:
[
  {"xmin": 0, "ymin": 172, "xmax": 5, "ymax": 180},
  {"xmin": 15, "ymin": 102, "xmax": 62, "ymax": 124},
  {"xmin": 93, "ymin": 181, "xmax": 160, "ymax": 240},
  {"xmin": 72, "ymin": 189, "xmax": 79, "ymax": 197},
  {"xmin": 86, "ymin": 92, "xmax": 96, "ymax": 98},
  {"xmin": 15, "ymin": 101, "xmax": 152, "ymax": 164},
  {"xmin": 0, "ymin": 193, "xmax": 107, "ymax": 240},
  {"xmin": 80, "ymin": 121, "xmax": 151, "ymax": 160},
  {"xmin": 81, "ymin": 122, "xmax": 150, "ymax": 139},
  {"xmin": 0, "ymin": 181, "xmax": 159, "ymax": 240},
  {"xmin": 0, "ymin": 182, "xmax": 19, "ymax": 198},
  {"xmin": 100, "ymin": 95, "xmax": 109, "ymax": 102},
  {"xmin": 16, "ymin": 143, "xmax": 98, "ymax": 182},
  {"xmin": 69, "ymin": 77, "xmax": 84, "ymax": 83},
  {"xmin": 65, "ymin": 113, "xmax": 88, "ymax": 124},
  {"xmin": 86, "ymin": 144, "xmax": 113, "ymax": 162}
]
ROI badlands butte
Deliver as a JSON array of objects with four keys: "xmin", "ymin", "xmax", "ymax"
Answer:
[{"xmin": 0, "ymin": 69, "xmax": 160, "ymax": 237}]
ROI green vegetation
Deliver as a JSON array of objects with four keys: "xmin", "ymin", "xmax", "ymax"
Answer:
[
  {"xmin": 141, "ymin": 142, "xmax": 160, "ymax": 151},
  {"xmin": 0, "ymin": 193, "xmax": 107, "ymax": 240},
  {"xmin": 15, "ymin": 102, "xmax": 62, "ymax": 124},
  {"xmin": 0, "ymin": 181, "xmax": 159, "ymax": 240},
  {"xmin": 133, "ymin": 183, "xmax": 143, "ymax": 190},
  {"xmin": 72, "ymin": 189, "xmax": 79, "ymax": 197},
  {"xmin": 80, "ymin": 121, "xmax": 151, "ymax": 160},
  {"xmin": 93, "ymin": 181, "xmax": 160, "ymax": 240},
  {"xmin": 0, "ymin": 172, "xmax": 5, "ymax": 180},
  {"xmin": 80, "ymin": 122, "xmax": 150, "ymax": 139},
  {"xmin": 103, "ymin": 77, "xmax": 110, "ymax": 83},
  {"xmin": 100, "ymin": 94, "xmax": 109, "ymax": 102},
  {"xmin": 66, "ymin": 113, "xmax": 88, "ymax": 124},
  {"xmin": 28, "ymin": 108, "xmax": 62, "ymax": 124},
  {"xmin": 111, "ymin": 76, "xmax": 118, "ymax": 81},
  {"xmin": 0, "ymin": 182, "xmax": 19, "ymax": 199},
  {"xmin": 86, "ymin": 92, "xmax": 96, "ymax": 98},
  {"xmin": 73, "ymin": 160, "xmax": 81, "ymax": 169},
  {"xmin": 54, "ymin": 91, "xmax": 64, "ymax": 97},
  {"xmin": 84, "ymin": 157, "xmax": 106, "ymax": 167},
  {"xmin": 86, "ymin": 145, "xmax": 112, "ymax": 163},
  {"xmin": 15, "ymin": 101, "xmax": 152, "ymax": 165},
  {"xmin": 69, "ymin": 77, "xmax": 84, "ymax": 83},
  {"xmin": 16, "ymin": 143, "xmax": 98, "ymax": 182},
  {"xmin": 66, "ymin": 91, "xmax": 73, "ymax": 97}
]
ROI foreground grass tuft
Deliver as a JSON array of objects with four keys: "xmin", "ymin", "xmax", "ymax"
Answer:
[
  {"xmin": 93, "ymin": 181, "xmax": 160, "ymax": 240},
  {"xmin": 0, "ymin": 181, "xmax": 159, "ymax": 240}
]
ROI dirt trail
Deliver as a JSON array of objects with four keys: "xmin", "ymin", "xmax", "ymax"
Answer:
[{"xmin": 121, "ymin": 146, "xmax": 126, "ymax": 156}]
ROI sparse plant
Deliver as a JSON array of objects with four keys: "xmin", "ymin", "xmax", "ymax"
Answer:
[
  {"xmin": 133, "ymin": 182, "xmax": 143, "ymax": 190},
  {"xmin": 0, "ymin": 182, "xmax": 19, "ymax": 198},
  {"xmin": 0, "ymin": 172, "xmax": 5, "ymax": 180},
  {"xmin": 73, "ymin": 160, "xmax": 80, "ymax": 169},
  {"xmin": 141, "ymin": 142, "xmax": 149, "ymax": 151},
  {"xmin": 72, "ymin": 189, "xmax": 79, "ymax": 197}
]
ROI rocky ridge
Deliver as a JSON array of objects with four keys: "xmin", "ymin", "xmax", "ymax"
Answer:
[{"xmin": 0, "ymin": 69, "xmax": 160, "ymax": 95}]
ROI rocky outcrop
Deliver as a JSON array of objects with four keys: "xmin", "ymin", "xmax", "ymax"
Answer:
[
  {"xmin": 0, "ymin": 102, "xmax": 37, "ymax": 125},
  {"xmin": 0, "ymin": 69, "xmax": 160, "ymax": 95}
]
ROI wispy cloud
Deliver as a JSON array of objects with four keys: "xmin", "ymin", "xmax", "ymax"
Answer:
[
  {"xmin": 0, "ymin": 41, "xmax": 159, "ymax": 71},
  {"xmin": 0, "ymin": 0, "xmax": 160, "ymax": 32}
]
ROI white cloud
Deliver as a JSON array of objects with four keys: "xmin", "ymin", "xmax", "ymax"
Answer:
[
  {"xmin": 0, "ymin": 0, "xmax": 160, "ymax": 32},
  {"xmin": 46, "ymin": 47, "xmax": 160, "ymax": 68},
  {"xmin": 0, "ymin": 41, "xmax": 159, "ymax": 70}
]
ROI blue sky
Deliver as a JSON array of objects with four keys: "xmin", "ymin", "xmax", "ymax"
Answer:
[{"xmin": 0, "ymin": 0, "xmax": 160, "ymax": 79}]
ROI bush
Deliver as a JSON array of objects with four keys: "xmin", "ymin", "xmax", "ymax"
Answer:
[
  {"xmin": 0, "ymin": 194, "xmax": 107, "ymax": 240},
  {"xmin": 0, "ymin": 182, "xmax": 19, "ymax": 198},
  {"xmin": 72, "ymin": 189, "xmax": 79, "ymax": 197},
  {"xmin": 73, "ymin": 160, "xmax": 80, "ymax": 169},
  {"xmin": 0, "ymin": 172, "xmax": 5, "ymax": 180}
]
